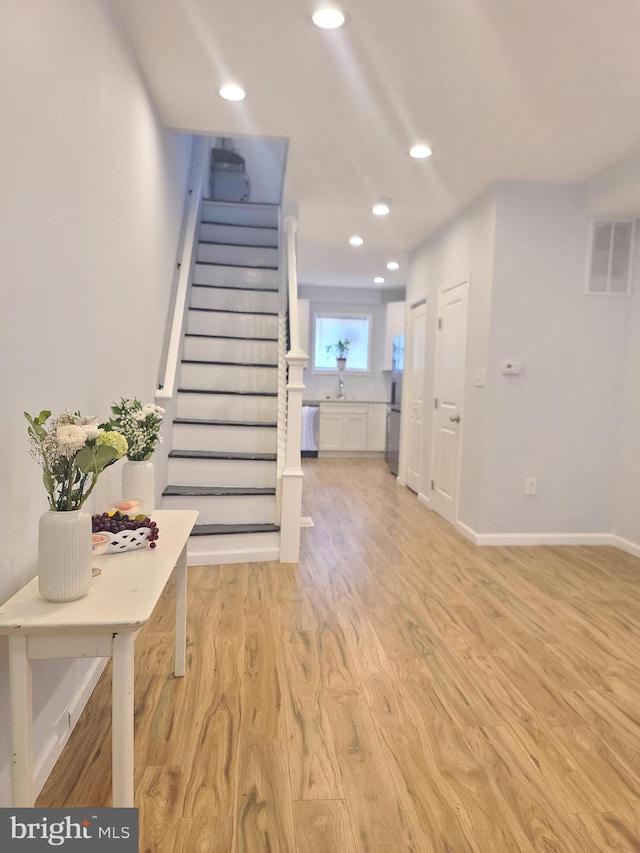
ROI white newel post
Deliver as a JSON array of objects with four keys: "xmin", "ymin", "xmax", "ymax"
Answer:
[{"xmin": 280, "ymin": 351, "xmax": 308, "ymax": 562}]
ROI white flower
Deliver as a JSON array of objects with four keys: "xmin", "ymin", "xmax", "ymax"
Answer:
[
  {"xmin": 132, "ymin": 410, "xmax": 147, "ymax": 422},
  {"xmin": 56, "ymin": 424, "xmax": 87, "ymax": 456},
  {"xmin": 81, "ymin": 423, "xmax": 101, "ymax": 440}
]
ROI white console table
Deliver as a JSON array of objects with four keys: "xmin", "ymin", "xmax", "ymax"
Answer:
[{"xmin": 0, "ymin": 508, "xmax": 198, "ymax": 808}]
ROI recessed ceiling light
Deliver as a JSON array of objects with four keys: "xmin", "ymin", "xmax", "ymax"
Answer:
[
  {"xmin": 409, "ymin": 143, "xmax": 432, "ymax": 159},
  {"xmin": 349, "ymin": 235, "xmax": 364, "ymax": 246},
  {"xmin": 386, "ymin": 261, "xmax": 400, "ymax": 270},
  {"xmin": 312, "ymin": 7, "xmax": 345, "ymax": 29},
  {"xmin": 219, "ymin": 84, "xmax": 246, "ymax": 102},
  {"xmin": 374, "ymin": 276, "xmax": 385, "ymax": 284},
  {"xmin": 372, "ymin": 202, "xmax": 390, "ymax": 216}
]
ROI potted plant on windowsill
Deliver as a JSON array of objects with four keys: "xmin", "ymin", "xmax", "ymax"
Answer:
[{"xmin": 325, "ymin": 338, "xmax": 350, "ymax": 370}]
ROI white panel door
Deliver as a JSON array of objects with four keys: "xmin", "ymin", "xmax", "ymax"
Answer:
[
  {"xmin": 432, "ymin": 281, "xmax": 468, "ymax": 524},
  {"xmin": 405, "ymin": 302, "xmax": 427, "ymax": 493}
]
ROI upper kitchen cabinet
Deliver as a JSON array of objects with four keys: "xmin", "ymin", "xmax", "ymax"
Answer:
[{"xmin": 383, "ymin": 301, "xmax": 406, "ymax": 371}]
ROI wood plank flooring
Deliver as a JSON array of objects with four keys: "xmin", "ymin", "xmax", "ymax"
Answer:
[{"xmin": 38, "ymin": 459, "xmax": 640, "ymax": 851}]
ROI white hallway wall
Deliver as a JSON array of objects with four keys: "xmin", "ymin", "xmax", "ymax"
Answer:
[
  {"xmin": 614, "ymin": 237, "xmax": 640, "ymax": 551},
  {"xmin": 0, "ymin": 0, "xmax": 192, "ymax": 804},
  {"xmin": 406, "ymin": 180, "xmax": 638, "ymax": 548},
  {"xmin": 405, "ymin": 193, "xmax": 496, "ymax": 530},
  {"xmin": 480, "ymin": 182, "xmax": 630, "ymax": 537}
]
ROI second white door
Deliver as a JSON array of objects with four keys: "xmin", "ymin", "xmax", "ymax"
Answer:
[{"xmin": 431, "ymin": 280, "xmax": 468, "ymax": 524}]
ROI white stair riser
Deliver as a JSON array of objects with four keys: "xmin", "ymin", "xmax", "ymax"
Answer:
[
  {"xmin": 199, "ymin": 222, "xmax": 278, "ymax": 247},
  {"xmin": 168, "ymin": 457, "xmax": 276, "ymax": 487},
  {"xmin": 177, "ymin": 392, "xmax": 277, "ymax": 422},
  {"xmin": 187, "ymin": 531, "xmax": 280, "ymax": 565},
  {"xmin": 197, "ymin": 243, "xmax": 278, "ymax": 268},
  {"xmin": 187, "ymin": 310, "xmax": 278, "ymax": 339},
  {"xmin": 180, "ymin": 362, "xmax": 278, "ymax": 394},
  {"xmin": 162, "ymin": 493, "xmax": 276, "ymax": 525},
  {"xmin": 193, "ymin": 263, "xmax": 279, "ymax": 290},
  {"xmin": 201, "ymin": 202, "xmax": 278, "ymax": 229},
  {"xmin": 173, "ymin": 423, "xmax": 276, "ymax": 454},
  {"xmin": 191, "ymin": 286, "xmax": 278, "ymax": 314},
  {"xmin": 184, "ymin": 336, "xmax": 278, "ymax": 365}
]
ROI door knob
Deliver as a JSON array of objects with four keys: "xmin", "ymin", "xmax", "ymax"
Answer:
[{"xmin": 449, "ymin": 414, "xmax": 461, "ymax": 423}]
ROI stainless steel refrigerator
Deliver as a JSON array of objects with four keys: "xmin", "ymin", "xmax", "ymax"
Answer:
[{"xmin": 386, "ymin": 371, "xmax": 402, "ymax": 476}]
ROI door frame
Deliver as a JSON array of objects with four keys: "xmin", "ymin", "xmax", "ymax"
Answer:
[
  {"xmin": 429, "ymin": 276, "xmax": 469, "ymax": 525},
  {"xmin": 398, "ymin": 298, "xmax": 426, "ymax": 487}
]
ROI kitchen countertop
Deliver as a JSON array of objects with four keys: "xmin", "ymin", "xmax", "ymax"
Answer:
[{"xmin": 303, "ymin": 399, "xmax": 390, "ymax": 405}]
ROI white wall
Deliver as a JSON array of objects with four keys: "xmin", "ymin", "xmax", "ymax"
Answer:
[
  {"xmin": 405, "ymin": 193, "xmax": 496, "ymax": 528},
  {"xmin": 613, "ymin": 238, "xmax": 640, "ymax": 549},
  {"xmin": 406, "ymin": 181, "xmax": 636, "ymax": 543},
  {"xmin": 0, "ymin": 0, "xmax": 192, "ymax": 804},
  {"xmin": 298, "ymin": 285, "xmax": 400, "ymax": 402},
  {"xmin": 480, "ymin": 183, "xmax": 631, "ymax": 535},
  {"xmin": 210, "ymin": 136, "xmax": 288, "ymax": 204}
]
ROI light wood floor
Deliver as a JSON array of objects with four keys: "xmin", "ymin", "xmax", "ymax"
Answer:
[{"xmin": 38, "ymin": 459, "xmax": 640, "ymax": 851}]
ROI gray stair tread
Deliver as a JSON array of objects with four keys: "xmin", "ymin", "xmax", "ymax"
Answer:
[
  {"xmin": 169, "ymin": 449, "xmax": 276, "ymax": 461},
  {"xmin": 189, "ymin": 306, "xmax": 278, "ymax": 317},
  {"xmin": 174, "ymin": 418, "xmax": 277, "ymax": 428},
  {"xmin": 191, "ymin": 522, "xmax": 280, "ymax": 536},
  {"xmin": 192, "ymin": 283, "xmax": 279, "ymax": 293},
  {"xmin": 177, "ymin": 387, "xmax": 278, "ymax": 397},
  {"xmin": 199, "ymin": 239, "xmax": 278, "ymax": 249},
  {"xmin": 195, "ymin": 260, "xmax": 278, "ymax": 271},
  {"xmin": 185, "ymin": 333, "xmax": 278, "ymax": 342},
  {"xmin": 181, "ymin": 359, "xmax": 277, "ymax": 368},
  {"xmin": 202, "ymin": 199, "xmax": 279, "ymax": 208},
  {"xmin": 164, "ymin": 485, "xmax": 275, "ymax": 497},
  {"xmin": 202, "ymin": 220, "xmax": 278, "ymax": 231}
]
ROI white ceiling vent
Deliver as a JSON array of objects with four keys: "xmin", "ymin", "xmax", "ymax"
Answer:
[{"xmin": 586, "ymin": 219, "xmax": 635, "ymax": 295}]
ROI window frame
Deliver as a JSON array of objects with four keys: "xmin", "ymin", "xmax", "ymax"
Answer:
[{"xmin": 311, "ymin": 311, "xmax": 373, "ymax": 374}]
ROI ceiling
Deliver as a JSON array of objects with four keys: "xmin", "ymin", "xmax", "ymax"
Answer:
[{"xmin": 114, "ymin": 0, "xmax": 640, "ymax": 289}]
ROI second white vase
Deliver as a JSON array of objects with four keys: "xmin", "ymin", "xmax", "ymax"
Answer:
[{"xmin": 121, "ymin": 459, "xmax": 155, "ymax": 516}]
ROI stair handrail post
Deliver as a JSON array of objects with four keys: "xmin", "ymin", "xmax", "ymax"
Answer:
[{"xmin": 280, "ymin": 214, "xmax": 308, "ymax": 562}]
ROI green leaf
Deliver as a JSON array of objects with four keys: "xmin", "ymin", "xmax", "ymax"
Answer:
[{"xmin": 76, "ymin": 444, "xmax": 118, "ymax": 475}]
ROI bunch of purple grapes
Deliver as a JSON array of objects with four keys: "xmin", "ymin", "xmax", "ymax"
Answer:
[{"xmin": 91, "ymin": 512, "xmax": 160, "ymax": 549}]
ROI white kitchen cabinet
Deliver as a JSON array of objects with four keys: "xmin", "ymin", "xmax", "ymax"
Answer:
[
  {"xmin": 319, "ymin": 403, "xmax": 368, "ymax": 452},
  {"xmin": 366, "ymin": 403, "xmax": 388, "ymax": 451},
  {"xmin": 383, "ymin": 301, "xmax": 406, "ymax": 370}
]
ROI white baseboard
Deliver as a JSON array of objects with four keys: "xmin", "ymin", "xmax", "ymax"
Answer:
[
  {"xmin": 455, "ymin": 521, "xmax": 616, "ymax": 548},
  {"xmin": 188, "ymin": 546, "xmax": 281, "ymax": 566},
  {"xmin": 609, "ymin": 534, "xmax": 640, "ymax": 559},
  {"xmin": 34, "ymin": 658, "xmax": 108, "ymax": 798},
  {"xmin": 417, "ymin": 492, "xmax": 432, "ymax": 510}
]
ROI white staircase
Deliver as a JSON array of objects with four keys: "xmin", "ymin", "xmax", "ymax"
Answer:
[{"xmin": 162, "ymin": 199, "xmax": 283, "ymax": 564}]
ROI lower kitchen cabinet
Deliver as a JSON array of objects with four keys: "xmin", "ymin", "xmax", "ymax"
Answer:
[
  {"xmin": 319, "ymin": 402, "xmax": 386, "ymax": 454},
  {"xmin": 319, "ymin": 403, "xmax": 368, "ymax": 451},
  {"xmin": 366, "ymin": 403, "xmax": 388, "ymax": 451}
]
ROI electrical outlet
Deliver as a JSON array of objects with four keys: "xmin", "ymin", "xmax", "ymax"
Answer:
[{"xmin": 525, "ymin": 477, "xmax": 537, "ymax": 496}]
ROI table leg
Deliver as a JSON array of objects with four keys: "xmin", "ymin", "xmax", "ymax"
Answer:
[
  {"xmin": 175, "ymin": 542, "xmax": 188, "ymax": 677},
  {"xmin": 112, "ymin": 631, "xmax": 135, "ymax": 807},
  {"xmin": 8, "ymin": 635, "xmax": 34, "ymax": 806}
]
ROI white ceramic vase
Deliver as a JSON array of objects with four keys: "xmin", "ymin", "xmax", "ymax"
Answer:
[
  {"xmin": 38, "ymin": 509, "xmax": 92, "ymax": 602},
  {"xmin": 121, "ymin": 459, "xmax": 155, "ymax": 516}
]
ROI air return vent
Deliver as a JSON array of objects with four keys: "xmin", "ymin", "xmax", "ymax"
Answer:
[{"xmin": 586, "ymin": 219, "xmax": 635, "ymax": 295}]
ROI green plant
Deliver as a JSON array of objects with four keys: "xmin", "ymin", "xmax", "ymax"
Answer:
[
  {"xmin": 25, "ymin": 410, "xmax": 127, "ymax": 511},
  {"xmin": 106, "ymin": 398, "xmax": 164, "ymax": 461},
  {"xmin": 325, "ymin": 338, "xmax": 350, "ymax": 359}
]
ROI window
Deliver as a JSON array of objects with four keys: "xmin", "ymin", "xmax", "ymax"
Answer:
[
  {"xmin": 313, "ymin": 314, "xmax": 371, "ymax": 371},
  {"xmin": 586, "ymin": 219, "xmax": 635, "ymax": 295}
]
